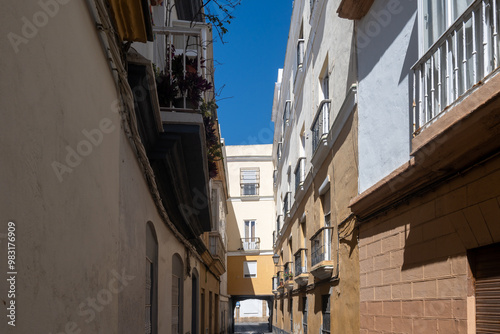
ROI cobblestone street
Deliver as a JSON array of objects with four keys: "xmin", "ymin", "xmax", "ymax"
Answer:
[{"xmin": 234, "ymin": 322, "xmax": 271, "ymax": 334}]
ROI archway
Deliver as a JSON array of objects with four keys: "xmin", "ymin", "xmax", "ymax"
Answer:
[{"xmin": 230, "ymin": 295, "xmax": 274, "ymax": 333}]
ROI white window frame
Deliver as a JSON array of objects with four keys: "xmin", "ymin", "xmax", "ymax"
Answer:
[
  {"xmin": 243, "ymin": 261, "xmax": 257, "ymax": 278},
  {"xmin": 240, "ymin": 168, "xmax": 260, "ymax": 196},
  {"xmin": 418, "ymin": 0, "xmax": 475, "ymax": 55}
]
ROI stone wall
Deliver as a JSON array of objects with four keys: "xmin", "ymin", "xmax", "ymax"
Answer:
[{"xmin": 359, "ymin": 153, "xmax": 500, "ymax": 333}]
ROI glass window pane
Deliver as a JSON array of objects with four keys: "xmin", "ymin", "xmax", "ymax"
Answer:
[{"xmin": 423, "ymin": 0, "xmax": 447, "ymax": 49}]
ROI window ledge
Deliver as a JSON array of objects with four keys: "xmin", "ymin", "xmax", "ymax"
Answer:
[
  {"xmin": 294, "ymin": 273, "xmax": 309, "ymax": 286},
  {"xmin": 310, "ymin": 261, "xmax": 334, "ymax": 280},
  {"xmin": 241, "ymin": 195, "xmax": 260, "ymax": 201}
]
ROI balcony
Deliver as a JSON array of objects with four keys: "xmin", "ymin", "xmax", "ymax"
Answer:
[
  {"xmin": 276, "ymin": 271, "xmax": 285, "ymax": 293},
  {"xmin": 294, "ymin": 157, "xmax": 306, "ymax": 193},
  {"xmin": 310, "ymin": 227, "xmax": 334, "ymax": 280},
  {"xmin": 311, "ymin": 100, "xmax": 331, "ymax": 155},
  {"xmin": 277, "ymin": 141, "xmax": 283, "ymax": 162},
  {"xmin": 283, "ymin": 192, "xmax": 292, "ymax": 218},
  {"xmin": 272, "ymin": 275, "xmax": 280, "ymax": 294},
  {"xmin": 240, "ymin": 238, "xmax": 260, "ymax": 251},
  {"xmin": 297, "ymin": 39, "xmax": 305, "ymax": 70},
  {"xmin": 282, "ymin": 100, "xmax": 291, "ymax": 135},
  {"xmin": 412, "ymin": 0, "xmax": 500, "ymax": 135},
  {"xmin": 276, "ymin": 215, "xmax": 283, "ymax": 244},
  {"xmin": 208, "ymin": 232, "xmax": 225, "ymax": 275},
  {"xmin": 150, "ymin": 22, "xmax": 211, "ymax": 113},
  {"xmin": 294, "ymin": 248, "xmax": 308, "ymax": 286},
  {"xmin": 284, "ymin": 262, "xmax": 294, "ymax": 290},
  {"xmin": 273, "ymin": 169, "xmax": 278, "ymax": 188}
]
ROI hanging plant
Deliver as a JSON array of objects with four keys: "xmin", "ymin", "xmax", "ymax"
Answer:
[
  {"xmin": 156, "ymin": 46, "xmax": 212, "ymax": 108},
  {"xmin": 201, "ymin": 100, "xmax": 223, "ymax": 179}
]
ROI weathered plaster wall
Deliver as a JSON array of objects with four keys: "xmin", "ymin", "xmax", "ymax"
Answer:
[
  {"xmin": 0, "ymin": 2, "xmax": 222, "ymax": 334},
  {"xmin": 0, "ymin": 1, "xmax": 122, "ymax": 332}
]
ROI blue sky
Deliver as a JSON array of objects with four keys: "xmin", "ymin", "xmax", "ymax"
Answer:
[{"xmin": 213, "ymin": 1, "xmax": 293, "ymax": 145}]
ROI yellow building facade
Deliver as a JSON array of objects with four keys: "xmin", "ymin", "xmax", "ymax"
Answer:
[{"xmin": 225, "ymin": 145, "xmax": 276, "ymax": 329}]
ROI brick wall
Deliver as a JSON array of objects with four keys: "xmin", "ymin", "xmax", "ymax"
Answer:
[{"xmin": 359, "ymin": 155, "xmax": 500, "ymax": 333}]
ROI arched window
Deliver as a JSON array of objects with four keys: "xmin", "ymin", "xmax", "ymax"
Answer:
[
  {"xmin": 146, "ymin": 222, "xmax": 158, "ymax": 334},
  {"xmin": 172, "ymin": 254, "xmax": 184, "ymax": 334}
]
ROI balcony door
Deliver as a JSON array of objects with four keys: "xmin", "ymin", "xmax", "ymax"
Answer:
[
  {"xmin": 244, "ymin": 220, "xmax": 256, "ymax": 250},
  {"xmin": 422, "ymin": 0, "xmax": 474, "ymax": 50}
]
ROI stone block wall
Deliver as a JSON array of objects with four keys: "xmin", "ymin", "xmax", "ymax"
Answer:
[{"xmin": 359, "ymin": 154, "xmax": 500, "ymax": 333}]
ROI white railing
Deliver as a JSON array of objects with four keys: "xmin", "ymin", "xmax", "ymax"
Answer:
[
  {"xmin": 282, "ymin": 100, "xmax": 291, "ymax": 135},
  {"xmin": 283, "ymin": 192, "xmax": 292, "ymax": 216},
  {"xmin": 276, "ymin": 215, "xmax": 283, "ymax": 235},
  {"xmin": 297, "ymin": 39, "xmax": 305, "ymax": 69},
  {"xmin": 311, "ymin": 100, "xmax": 331, "ymax": 152},
  {"xmin": 241, "ymin": 237, "xmax": 260, "ymax": 251},
  {"xmin": 151, "ymin": 23, "xmax": 211, "ymax": 111},
  {"xmin": 294, "ymin": 157, "xmax": 306, "ymax": 192},
  {"xmin": 412, "ymin": 0, "xmax": 499, "ymax": 135},
  {"xmin": 277, "ymin": 141, "xmax": 283, "ymax": 161}
]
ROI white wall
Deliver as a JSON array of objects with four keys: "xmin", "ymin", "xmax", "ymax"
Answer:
[
  {"xmin": 239, "ymin": 299, "xmax": 269, "ymax": 318},
  {"xmin": 357, "ymin": 0, "xmax": 418, "ymax": 192},
  {"xmin": 226, "ymin": 145, "xmax": 275, "ymax": 252}
]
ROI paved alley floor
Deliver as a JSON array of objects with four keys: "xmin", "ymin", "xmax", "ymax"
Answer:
[{"xmin": 234, "ymin": 322, "xmax": 271, "ymax": 334}]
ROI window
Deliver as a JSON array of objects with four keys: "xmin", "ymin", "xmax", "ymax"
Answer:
[
  {"xmin": 303, "ymin": 297, "xmax": 308, "ymax": 334},
  {"xmin": 312, "ymin": 66, "xmax": 331, "ymax": 152},
  {"xmin": 146, "ymin": 223, "xmax": 157, "ymax": 334},
  {"xmin": 422, "ymin": 0, "xmax": 474, "ymax": 50},
  {"xmin": 321, "ymin": 73, "xmax": 329, "ymax": 101},
  {"xmin": 240, "ymin": 168, "xmax": 259, "ymax": 196},
  {"xmin": 323, "ymin": 192, "xmax": 331, "ymax": 261},
  {"xmin": 290, "ymin": 297, "xmax": 293, "ymax": 332},
  {"xmin": 243, "ymin": 261, "xmax": 257, "ymax": 278},
  {"xmin": 245, "ymin": 220, "xmax": 255, "ymax": 238},
  {"xmin": 172, "ymin": 254, "xmax": 184, "ymax": 334},
  {"xmin": 321, "ymin": 295, "xmax": 330, "ymax": 334}
]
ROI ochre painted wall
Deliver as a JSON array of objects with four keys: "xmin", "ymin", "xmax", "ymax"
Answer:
[{"xmin": 227, "ymin": 255, "xmax": 274, "ymax": 296}]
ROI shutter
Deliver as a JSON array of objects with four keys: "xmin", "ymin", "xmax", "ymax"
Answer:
[
  {"xmin": 473, "ymin": 243, "xmax": 500, "ymax": 333},
  {"xmin": 241, "ymin": 169, "xmax": 258, "ymax": 184}
]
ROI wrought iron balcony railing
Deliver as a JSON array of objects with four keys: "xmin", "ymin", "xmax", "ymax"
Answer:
[
  {"xmin": 310, "ymin": 227, "xmax": 332, "ymax": 267},
  {"xmin": 412, "ymin": 0, "xmax": 500, "ymax": 135},
  {"xmin": 294, "ymin": 248, "xmax": 308, "ymax": 276},
  {"xmin": 311, "ymin": 100, "xmax": 331, "ymax": 153},
  {"xmin": 240, "ymin": 237, "xmax": 260, "ymax": 251},
  {"xmin": 294, "ymin": 157, "xmax": 306, "ymax": 192}
]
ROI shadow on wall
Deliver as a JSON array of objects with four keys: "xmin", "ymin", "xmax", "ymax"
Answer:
[{"xmin": 357, "ymin": 0, "xmax": 417, "ymax": 82}]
